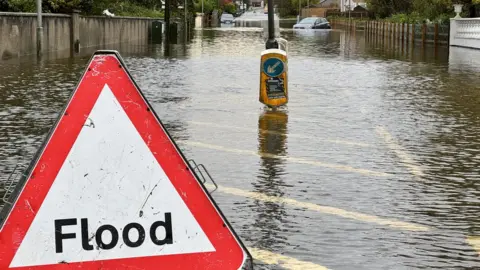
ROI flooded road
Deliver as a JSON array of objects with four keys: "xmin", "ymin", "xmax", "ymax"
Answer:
[{"xmin": 1, "ymin": 27, "xmax": 480, "ymax": 269}]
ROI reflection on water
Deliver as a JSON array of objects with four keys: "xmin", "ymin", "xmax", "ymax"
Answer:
[
  {"xmin": 251, "ymin": 109, "xmax": 289, "ymax": 250},
  {"xmin": 1, "ymin": 27, "xmax": 480, "ymax": 269},
  {"xmin": 448, "ymin": 46, "xmax": 480, "ymax": 74}
]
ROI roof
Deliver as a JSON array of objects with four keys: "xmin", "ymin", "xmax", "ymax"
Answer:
[{"xmin": 308, "ymin": 0, "xmax": 338, "ymax": 8}]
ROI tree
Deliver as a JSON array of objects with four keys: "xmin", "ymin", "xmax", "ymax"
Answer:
[
  {"xmin": 277, "ymin": 0, "xmax": 297, "ymax": 17},
  {"xmin": 365, "ymin": 0, "xmax": 412, "ymax": 18},
  {"xmin": 222, "ymin": 1, "xmax": 236, "ymax": 14},
  {"xmin": 4, "ymin": 0, "xmax": 37, "ymax": 12},
  {"xmin": 461, "ymin": 0, "xmax": 480, "ymax": 17},
  {"xmin": 0, "ymin": 0, "xmax": 12, "ymax": 11},
  {"xmin": 44, "ymin": 0, "xmax": 81, "ymax": 13},
  {"xmin": 194, "ymin": 0, "xmax": 218, "ymax": 13},
  {"xmin": 411, "ymin": 0, "xmax": 451, "ymax": 20},
  {"xmin": 366, "ymin": 0, "xmax": 479, "ymax": 20}
]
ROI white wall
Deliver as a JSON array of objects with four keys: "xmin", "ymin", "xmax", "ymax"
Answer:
[{"xmin": 450, "ymin": 18, "xmax": 480, "ymax": 50}]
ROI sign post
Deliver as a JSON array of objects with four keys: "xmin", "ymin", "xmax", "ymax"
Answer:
[
  {"xmin": 259, "ymin": 0, "xmax": 288, "ymax": 108},
  {"xmin": 0, "ymin": 50, "xmax": 253, "ymax": 270}
]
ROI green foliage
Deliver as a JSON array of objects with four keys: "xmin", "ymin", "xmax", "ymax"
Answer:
[
  {"xmin": 113, "ymin": 2, "xmax": 163, "ymax": 17},
  {"xmin": 5, "ymin": 0, "xmax": 36, "ymax": 12},
  {"xmin": 275, "ymin": 0, "xmax": 297, "ymax": 18},
  {"xmin": 435, "ymin": 13, "xmax": 453, "ymax": 24},
  {"xmin": 85, "ymin": 0, "xmax": 163, "ymax": 17},
  {"xmin": 3, "ymin": 0, "xmax": 475, "ymax": 18},
  {"xmin": 277, "ymin": 0, "xmax": 296, "ymax": 17},
  {"xmin": 412, "ymin": 0, "xmax": 453, "ymax": 21},
  {"xmin": 365, "ymin": 0, "xmax": 471, "ymax": 23},
  {"xmin": 1, "ymin": 0, "xmax": 164, "ymax": 17},
  {"xmin": 386, "ymin": 13, "xmax": 413, "ymax": 23},
  {"xmin": 384, "ymin": 12, "xmax": 423, "ymax": 23},
  {"xmin": 193, "ymin": 0, "xmax": 217, "ymax": 13},
  {"xmin": 366, "ymin": 0, "xmax": 412, "ymax": 18},
  {"xmin": 289, "ymin": 0, "xmax": 300, "ymax": 14},
  {"xmin": 222, "ymin": 1, "xmax": 236, "ymax": 14},
  {"xmin": 382, "ymin": 11, "xmax": 452, "ymax": 24},
  {"xmin": 45, "ymin": 0, "xmax": 81, "ymax": 13},
  {"xmin": 0, "ymin": 0, "xmax": 11, "ymax": 10}
]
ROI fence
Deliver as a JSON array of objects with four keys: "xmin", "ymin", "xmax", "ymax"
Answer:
[{"xmin": 329, "ymin": 19, "xmax": 450, "ymax": 46}]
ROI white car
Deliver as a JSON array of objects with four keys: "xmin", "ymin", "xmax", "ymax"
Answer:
[
  {"xmin": 220, "ymin": 13, "xmax": 235, "ymax": 24},
  {"xmin": 293, "ymin": 17, "xmax": 331, "ymax": 30}
]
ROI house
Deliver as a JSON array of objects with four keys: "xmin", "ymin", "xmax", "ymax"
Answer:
[
  {"xmin": 250, "ymin": 0, "xmax": 263, "ymax": 7},
  {"xmin": 234, "ymin": 0, "xmax": 247, "ymax": 10},
  {"xmin": 316, "ymin": 0, "xmax": 338, "ymax": 8},
  {"xmin": 339, "ymin": 0, "xmax": 366, "ymax": 12},
  {"xmin": 301, "ymin": 0, "xmax": 339, "ymax": 18},
  {"xmin": 353, "ymin": 0, "xmax": 367, "ymax": 9}
]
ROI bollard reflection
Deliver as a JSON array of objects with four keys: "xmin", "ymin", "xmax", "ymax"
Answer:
[
  {"xmin": 251, "ymin": 108, "xmax": 289, "ymax": 249},
  {"xmin": 164, "ymin": 41, "xmax": 171, "ymax": 58}
]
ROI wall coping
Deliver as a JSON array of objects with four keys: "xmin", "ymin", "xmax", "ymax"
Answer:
[
  {"xmin": 450, "ymin": 17, "xmax": 480, "ymax": 21},
  {"xmin": 0, "ymin": 12, "xmax": 71, "ymax": 18},
  {"xmin": 81, "ymin": 15, "xmax": 162, "ymax": 21},
  {"xmin": 0, "ymin": 12, "xmax": 164, "ymax": 21}
]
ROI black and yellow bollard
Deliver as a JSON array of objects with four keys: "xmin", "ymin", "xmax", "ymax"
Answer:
[
  {"xmin": 259, "ymin": 49, "xmax": 288, "ymax": 108},
  {"xmin": 259, "ymin": 0, "xmax": 288, "ymax": 109}
]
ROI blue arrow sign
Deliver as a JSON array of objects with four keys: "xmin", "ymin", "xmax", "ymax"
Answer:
[{"xmin": 263, "ymin": 58, "xmax": 285, "ymax": 77}]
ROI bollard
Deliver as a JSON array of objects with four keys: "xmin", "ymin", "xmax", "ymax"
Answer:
[
  {"xmin": 169, "ymin": 22, "xmax": 178, "ymax": 44},
  {"xmin": 151, "ymin": 20, "xmax": 163, "ymax": 44},
  {"xmin": 411, "ymin": 24, "xmax": 415, "ymax": 46},
  {"xmin": 258, "ymin": 0, "xmax": 288, "ymax": 108},
  {"xmin": 259, "ymin": 48, "xmax": 288, "ymax": 108},
  {"xmin": 195, "ymin": 14, "xmax": 204, "ymax": 28},
  {"xmin": 422, "ymin": 23, "xmax": 426, "ymax": 47}
]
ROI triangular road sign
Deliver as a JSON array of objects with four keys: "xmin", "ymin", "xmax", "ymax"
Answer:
[{"xmin": 0, "ymin": 50, "xmax": 253, "ymax": 269}]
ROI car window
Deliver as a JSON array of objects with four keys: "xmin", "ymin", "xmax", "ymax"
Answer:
[{"xmin": 299, "ymin": 18, "xmax": 317, "ymax": 24}]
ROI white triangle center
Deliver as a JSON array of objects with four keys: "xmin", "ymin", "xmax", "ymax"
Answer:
[{"xmin": 10, "ymin": 84, "xmax": 215, "ymax": 267}]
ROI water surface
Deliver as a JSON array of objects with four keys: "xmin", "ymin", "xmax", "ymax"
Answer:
[{"xmin": 1, "ymin": 27, "xmax": 480, "ymax": 269}]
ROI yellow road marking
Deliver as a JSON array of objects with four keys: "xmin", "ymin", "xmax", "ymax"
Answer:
[
  {"xmin": 180, "ymin": 140, "xmax": 390, "ymax": 177},
  {"xmin": 467, "ymin": 236, "xmax": 480, "ymax": 255},
  {"xmin": 375, "ymin": 126, "xmax": 425, "ymax": 178},
  {"xmin": 249, "ymin": 247, "xmax": 330, "ymax": 270},
  {"xmin": 187, "ymin": 121, "xmax": 371, "ymax": 148},
  {"xmin": 205, "ymin": 184, "xmax": 430, "ymax": 232}
]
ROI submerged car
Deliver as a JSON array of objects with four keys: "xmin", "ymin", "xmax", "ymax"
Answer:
[
  {"xmin": 220, "ymin": 13, "xmax": 235, "ymax": 23},
  {"xmin": 293, "ymin": 17, "xmax": 331, "ymax": 29}
]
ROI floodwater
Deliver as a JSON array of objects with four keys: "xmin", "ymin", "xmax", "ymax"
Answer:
[{"xmin": 1, "ymin": 26, "xmax": 480, "ymax": 269}]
